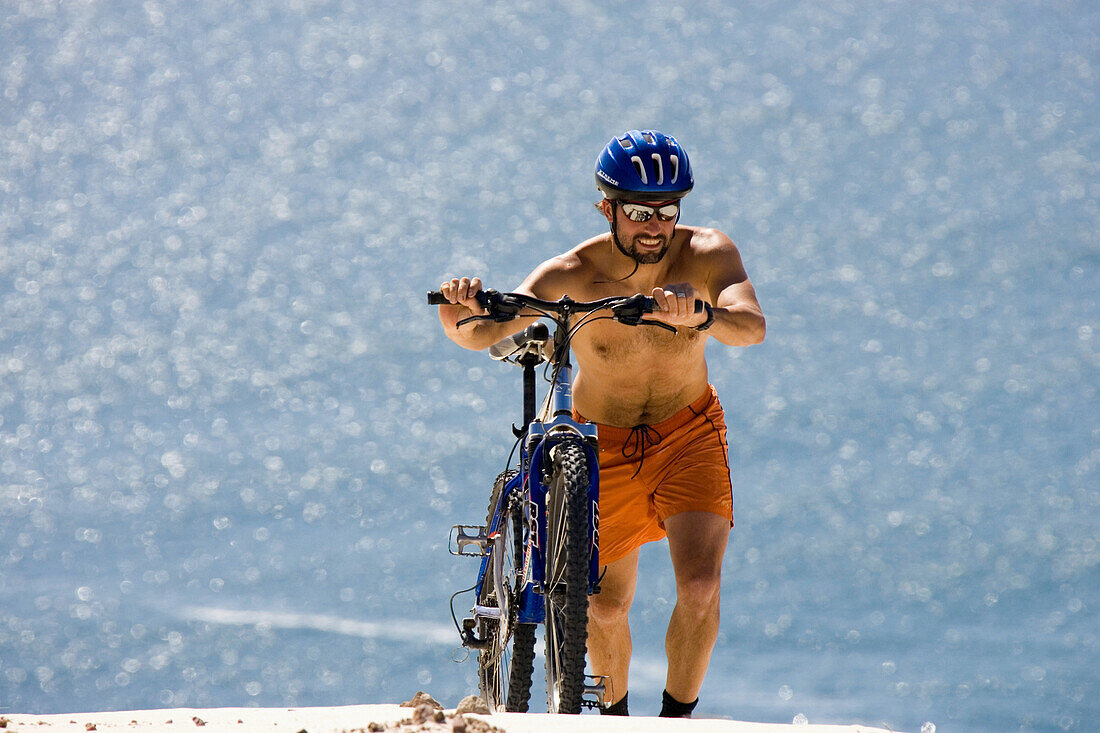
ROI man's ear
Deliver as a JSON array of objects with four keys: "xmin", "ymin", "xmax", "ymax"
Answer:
[{"xmin": 595, "ymin": 199, "xmax": 614, "ymax": 223}]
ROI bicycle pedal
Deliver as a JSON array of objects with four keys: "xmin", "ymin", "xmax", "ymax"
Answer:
[
  {"xmin": 582, "ymin": 674, "xmax": 608, "ymax": 706},
  {"xmin": 449, "ymin": 525, "xmax": 489, "ymax": 556}
]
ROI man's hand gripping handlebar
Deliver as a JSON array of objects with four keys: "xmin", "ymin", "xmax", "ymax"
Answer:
[{"xmin": 426, "ymin": 289, "xmax": 704, "ymax": 333}]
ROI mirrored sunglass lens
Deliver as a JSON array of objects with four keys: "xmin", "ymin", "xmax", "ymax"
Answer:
[
  {"xmin": 622, "ymin": 204, "xmax": 654, "ymax": 222},
  {"xmin": 621, "ymin": 202, "xmax": 679, "ymax": 222}
]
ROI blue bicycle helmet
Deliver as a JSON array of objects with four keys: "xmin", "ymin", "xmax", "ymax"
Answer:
[{"xmin": 595, "ymin": 130, "xmax": 694, "ymax": 200}]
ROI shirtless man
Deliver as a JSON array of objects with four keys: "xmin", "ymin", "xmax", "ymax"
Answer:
[{"xmin": 437, "ymin": 130, "xmax": 765, "ymax": 717}]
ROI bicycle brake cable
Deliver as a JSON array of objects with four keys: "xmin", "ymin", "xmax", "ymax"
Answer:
[
  {"xmin": 543, "ymin": 310, "xmax": 613, "ymax": 387},
  {"xmin": 448, "ymin": 581, "xmax": 479, "ymax": 638},
  {"xmin": 503, "ymin": 432, "xmax": 522, "ymax": 474}
]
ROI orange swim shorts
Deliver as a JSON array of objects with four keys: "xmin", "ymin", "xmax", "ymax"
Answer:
[{"xmin": 574, "ymin": 384, "xmax": 734, "ymax": 566}]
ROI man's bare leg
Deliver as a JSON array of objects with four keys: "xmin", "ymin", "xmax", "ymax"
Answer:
[
  {"xmin": 663, "ymin": 511, "xmax": 730, "ymax": 705},
  {"xmin": 586, "ymin": 549, "xmax": 639, "ymax": 707}
]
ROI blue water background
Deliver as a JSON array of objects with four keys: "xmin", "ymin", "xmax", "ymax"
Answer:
[{"xmin": 1, "ymin": 2, "xmax": 1096, "ymax": 731}]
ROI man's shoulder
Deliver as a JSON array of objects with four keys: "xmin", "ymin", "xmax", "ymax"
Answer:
[
  {"xmin": 541, "ymin": 239, "xmax": 603, "ymax": 275},
  {"xmin": 683, "ymin": 225, "xmax": 737, "ymax": 253},
  {"xmin": 675, "ymin": 227, "xmax": 740, "ymax": 271},
  {"xmin": 524, "ymin": 237, "xmax": 608, "ymax": 296}
]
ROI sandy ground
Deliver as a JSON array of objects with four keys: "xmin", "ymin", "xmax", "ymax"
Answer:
[{"xmin": 0, "ymin": 701, "xmax": 907, "ymax": 733}]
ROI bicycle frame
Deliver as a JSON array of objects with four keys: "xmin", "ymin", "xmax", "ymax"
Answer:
[{"xmin": 474, "ymin": 354, "xmax": 601, "ymax": 631}]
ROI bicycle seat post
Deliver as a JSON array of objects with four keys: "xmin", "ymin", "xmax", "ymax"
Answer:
[{"xmin": 519, "ymin": 352, "xmax": 540, "ymax": 432}]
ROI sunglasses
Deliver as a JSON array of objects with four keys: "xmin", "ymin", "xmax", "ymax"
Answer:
[{"xmin": 619, "ymin": 201, "xmax": 680, "ymax": 223}]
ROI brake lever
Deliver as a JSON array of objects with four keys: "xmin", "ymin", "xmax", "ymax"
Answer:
[
  {"xmin": 610, "ymin": 294, "xmax": 651, "ymax": 326},
  {"xmin": 455, "ymin": 313, "xmax": 495, "ymax": 328},
  {"xmin": 638, "ymin": 319, "xmax": 678, "ymax": 333},
  {"xmin": 613, "ymin": 293, "xmax": 699, "ymax": 333},
  {"xmin": 454, "ymin": 289, "xmax": 523, "ymax": 327}
]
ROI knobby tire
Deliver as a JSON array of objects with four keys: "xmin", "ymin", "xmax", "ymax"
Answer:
[
  {"xmin": 543, "ymin": 441, "xmax": 592, "ymax": 714},
  {"xmin": 477, "ymin": 470, "xmax": 536, "ymax": 712}
]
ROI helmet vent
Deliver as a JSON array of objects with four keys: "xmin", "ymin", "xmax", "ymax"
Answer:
[
  {"xmin": 670, "ymin": 155, "xmax": 679, "ymax": 184},
  {"xmin": 642, "ymin": 132, "xmax": 656, "ymax": 144},
  {"xmin": 619, "ymin": 135, "xmax": 635, "ymax": 149},
  {"xmin": 630, "ymin": 156, "xmax": 648, "ymax": 184},
  {"xmin": 651, "ymin": 154, "xmax": 664, "ymax": 185}
]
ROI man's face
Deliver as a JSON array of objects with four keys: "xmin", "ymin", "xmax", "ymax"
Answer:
[{"xmin": 607, "ymin": 200, "xmax": 679, "ymax": 264}]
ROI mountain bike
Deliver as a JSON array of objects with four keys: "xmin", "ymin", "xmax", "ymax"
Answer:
[{"xmin": 427, "ymin": 288, "xmax": 701, "ymax": 714}]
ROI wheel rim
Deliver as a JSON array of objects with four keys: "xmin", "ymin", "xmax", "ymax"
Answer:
[
  {"xmin": 545, "ymin": 608, "xmax": 565, "ymax": 711},
  {"xmin": 485, "ymin": 503, "xmax": 519, "ymax": 710}
]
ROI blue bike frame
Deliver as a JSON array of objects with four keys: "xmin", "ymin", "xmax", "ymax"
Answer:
[{"xmin": 473, "ymin": 358, "xmax": 600, "ymax": 628}]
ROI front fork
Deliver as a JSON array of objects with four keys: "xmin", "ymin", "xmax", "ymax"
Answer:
[{"xmin": 525, "ymin": 426, "xmax": 601, "ymax": 600}]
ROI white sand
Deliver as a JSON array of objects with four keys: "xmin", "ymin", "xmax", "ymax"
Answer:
[{"xmin": 0, "ymin": 705, "xmax": 906, "ymax": 733}]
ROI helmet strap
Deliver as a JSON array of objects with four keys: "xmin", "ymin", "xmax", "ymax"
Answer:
[{"xmin": 595, "ymin": 201, "xmax": 641, "ymax": 284}]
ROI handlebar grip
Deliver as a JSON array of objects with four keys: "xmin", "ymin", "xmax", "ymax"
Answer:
[
  {"xmin": 641, "ymin": 297, "xmax": 705, "ymax": 313},
  {"xmin": 427, "ymin": 290, "xmax": 492, "ymax": 307}
]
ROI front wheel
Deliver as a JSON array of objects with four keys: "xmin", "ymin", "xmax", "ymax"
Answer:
[{"xmin": 543, "ymin": 441, "xmax": 593, "ymax": 714}]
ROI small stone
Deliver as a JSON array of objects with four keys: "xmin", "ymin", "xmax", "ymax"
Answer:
[
  {"xmin": 454, "ymin": 695, "xmax": 490, "ymax": 716},
  {"xmin": 400, "ymin": 691, "xmax": 443, "ymax": 709},
  {"xmin": 192, "ymin": 717, "xmax": 206, "ymax": 727},
  {"xmin": 85, "ymin": 725, "xmax": 97, "ymax": 731},
  {"xmin": 367, "ymin": 723, "xmax": 385, "ymax": 732},
  {"xmin": 414, "ymin": 704, "xmax": 438, "ymax": 724},
  {"xmin": 451, "ymin": 714, "xmax": 466, "ymax": 733}
]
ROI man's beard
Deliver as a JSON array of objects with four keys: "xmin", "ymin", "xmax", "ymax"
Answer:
[{"xmin": 614, "ymin": 233, "xmax": 669, "ymax": 264}]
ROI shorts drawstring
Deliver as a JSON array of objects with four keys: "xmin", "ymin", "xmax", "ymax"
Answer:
[{"xmin": 622, "ymin": 424, "xmax": 663, "ymax": 479}]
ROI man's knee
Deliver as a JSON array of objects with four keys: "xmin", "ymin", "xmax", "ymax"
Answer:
[
  {"xmin": 665, "ymin": 511, "xmax": 728, "ymax": 613},
  {"xmin": 589, "ymin": 586, "xmax": 632, "ymax": 625},
  {"xmin": 675, "ymin": 568, "xmax": 722, "ymax": 614},
  {"xmin": 588, "ymin": 551, "xmax": 639, "ymax": 627}
]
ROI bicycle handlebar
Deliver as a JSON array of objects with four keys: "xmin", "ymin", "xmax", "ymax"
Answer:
[{"xmin": 426, "ymin": 289, "xmax": 703, "ymax": 328}]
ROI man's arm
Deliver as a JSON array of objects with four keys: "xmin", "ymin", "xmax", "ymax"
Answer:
[
  {"xmin": 437, "ymin": 256, "xmax": 574, "ymax": 351},
  {"xmin": 647, "ymin": 230, "xmax": 765, "ymax": 345},
  {"xmin": 437, "ymin": 277, "xmax": 532, "ymax": 351},
  {"xmin": 703, "ymin": 232, "xmax": 766, "ymax": 347}
]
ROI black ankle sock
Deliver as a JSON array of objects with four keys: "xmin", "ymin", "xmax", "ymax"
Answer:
[
  {"xmin": 659, "ymin": 689, "xmax": 698, "ymax": 718},
  {"xmin": 600, "ymin": 692, "xmax": 629, "ymax": 716}
]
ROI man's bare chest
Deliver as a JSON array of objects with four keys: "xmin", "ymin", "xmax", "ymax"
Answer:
[{"xmin": 571, "ymin": 319, "xmax": 704, "ymax": 370}]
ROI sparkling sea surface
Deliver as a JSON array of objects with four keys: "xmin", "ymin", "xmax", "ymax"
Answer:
[{"xmin": 1, "ymin": 2, "xmax": 1097, "ymax": 731}]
